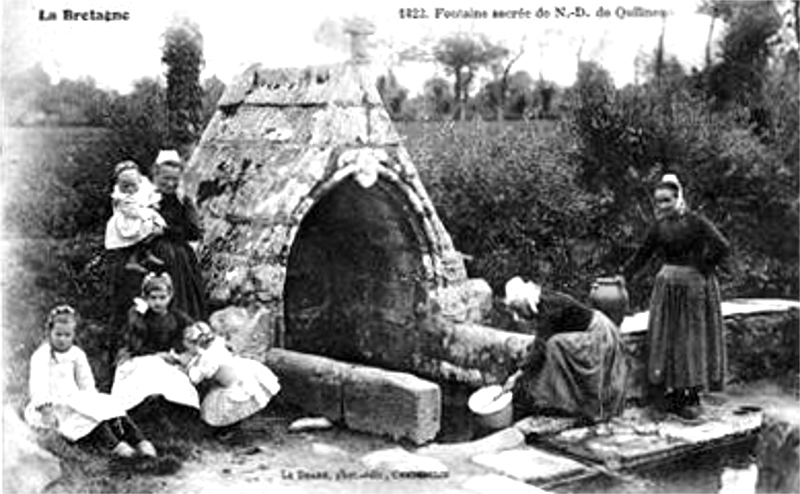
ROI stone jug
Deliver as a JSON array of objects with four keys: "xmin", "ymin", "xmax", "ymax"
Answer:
[{"xmin": 590, "ymin": 276, "xmax": 629, "ymax": 326}]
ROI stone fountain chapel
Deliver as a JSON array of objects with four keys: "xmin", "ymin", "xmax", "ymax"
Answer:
[{"xmin": 184, "ymin": 24, "xmax": 535, "ymax": 443}]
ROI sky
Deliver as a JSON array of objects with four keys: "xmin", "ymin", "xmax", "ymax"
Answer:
[{"xmin": 2, "ymin": 0, "xmax": 719, "ymax": 94}]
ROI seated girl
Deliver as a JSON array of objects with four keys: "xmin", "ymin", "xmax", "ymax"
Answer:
[
  {"xmin": 111, "ymin": 272, "xmax": 200, "ymax": 416},
  {"xmin": 25, "ymin": 305, "xmax": 157, "ymax": 458},
  {"xmin": 174, "ymin": 322, "xmax": 280, "ymax": 428}
]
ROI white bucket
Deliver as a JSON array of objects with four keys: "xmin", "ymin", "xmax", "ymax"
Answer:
[{"xmin": 468, "ymin": 385, "xmax": 513, "ymax": 431}]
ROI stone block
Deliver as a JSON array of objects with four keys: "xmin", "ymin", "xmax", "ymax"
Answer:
[
  {"xmin": 418, "ymin": 427, "xmax": 525, "ymax": 460},
  {"xmin": 343, "ymin": 365, "xmax": 441, "ymax": 445},
  {"xmin": 263, "ymin": 349, "xmax": 347, "ymax": 421},
  {"xmin": 3, "ymin": 405, "xmax": 62, "ymax": 494},
  {"xmin": 360, "ymin": 447, "xmax": 448, "ymax": 475},
  {"xmin": 471, "ymin": 447, "xmax": 590, "ymax": 485},
  {"xmin": 209, "ymin": 305, "xmax": 276, "ymax": 362},
  {"xmin": 433, "ymin": 278, "xmax": 492, "ymax": 324},
  {"xmin": 756, "ymin": 413, "xmax": 799, "ymax": 494},
  {"xmin": 420, "ymin": 321, "xmax": 536, "ymax": 384}
]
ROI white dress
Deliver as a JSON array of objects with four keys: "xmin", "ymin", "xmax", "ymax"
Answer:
[
  {"xmin": 104, "ymin": 176, "xmax": 167, "ymax": 250},
  {"xmin": 24, "ymin": 344, "xmax": 127, "ymax": 441},
  {"xmin": 112, "ymin": 354, "xmax": 200, "ymax": 412},
  {"xmin": 186, "ymin": 337, "xmax": 280, "ymax": 426}
]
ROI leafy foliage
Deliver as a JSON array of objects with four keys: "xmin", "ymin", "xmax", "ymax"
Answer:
[
  {"xmin": 402, "ymin": 121, "xmax": 608, "ymax": 296},
  {"xmin": 432, "ymin": 34, "xmax": 509, "ymax": 120},
  {"xmin": 565, "ymin": 7, "xmax": 798, "ymax": 303}
]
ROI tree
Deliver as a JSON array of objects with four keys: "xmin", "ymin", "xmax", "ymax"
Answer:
[
  {"xmin": 2, "ymin": 64, "xmax": 52, "ymax": 125},
  {"xmin": 698, "ymin": 0, "xmax": 736, "ymax": 68},
  {"xmin": 162, "ymin": 15, "xmax": 204, "ymax": 158},
  {"xmin": 421, "ymin": 77, "xmax": 455, "ymax": 120},
  {"xmin": 477, "ymin": 70, "xmax": 535, "ymax": 120},
  {"xmin": 432, "ymin": 34, "xmax": 508, "ymax": 120},
  {"xmin": 533, "ymin": 78, "xmax": 558, "ymax": 119},
  {"xmin": 706, "ymin": 1, "xmax": 782, "ymax": 112},
  {"xmin": 376, "ymin": 70, "xmax": 410, "ymax": 121},
  {"xmin": 106, "ymin": 78, "xmax": 167, "ymax": 170}
]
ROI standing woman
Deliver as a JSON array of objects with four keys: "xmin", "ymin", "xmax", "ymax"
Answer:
[
  {"xmin": 150, "ymin": 150, "xmax": 207, "ymax": 321},
  {"xmin": 622, "ymin": 173, "xmax": 730, "ymax": 420}
]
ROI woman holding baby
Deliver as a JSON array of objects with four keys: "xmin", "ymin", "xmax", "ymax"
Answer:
[{"xmin": 105, "ymin": 150, "xmax": 207, "ymax": 385}]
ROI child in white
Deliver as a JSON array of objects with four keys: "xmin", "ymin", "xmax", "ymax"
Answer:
[
  {"xmin": 25, "ymin": 305, "xmax": 156, "ymax": 458},
  {"xmin": 175, "ymin": 322, "xmax": 280, "ymax": 427},
  {"xmin": 104, "ymin": 161, "xmax": 166, "ymax": 272}
]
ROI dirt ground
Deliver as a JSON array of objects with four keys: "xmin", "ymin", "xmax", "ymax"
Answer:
[
  {"xmin": 42, "ymin": 398, "xmax": 490, "ymax": 494},
  {"xmin": 41, "ymin": 377, "xmax": 798, "ymax": 494}
]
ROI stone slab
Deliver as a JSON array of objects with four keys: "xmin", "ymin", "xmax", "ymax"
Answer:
[
  {"xmin": 513, "ymin": 416, "xmax": 578, "ymax": 439},
  {"xmin": 538, "ymin": 403, "xmax": 763, "ymax": 470},
  {"xmin": 3, "ymin": 405, "xmax": 62, "ymax": 494},
  {"xmin": 471, "ymin": 446, "xmax": 592, "ymax": 485},
  {"xmin": 343, "ymin": 366, "xmax": 441, "ymax": 445},
  {"xmin": 756, "ymin": 412, "xmax": 800, "ymax": 493},
  {"xmin": 417, "ymin": 426, "xmax": 525, "ymax": 460},
  {"xmin": 264, "ymin": 349, "xmax": 347, "ymax": 421},
  {"xmin": 462, "ymin": 474, "xmax": 551, "ymax": 494},
  {"xmin": 620, "ymin": 298, "xmax": 800, "ymax": 334},
  {"xmin": 265, "ymin": 349, "xmax": 443, "ymax": 444},
  {"xmin": 360, "ymin": 447, "xmax": 449, "ymax": 474}
]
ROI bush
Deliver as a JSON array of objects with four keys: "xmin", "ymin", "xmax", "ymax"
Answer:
[
  {"xmin": 401, "ymin": 120, "xmax": 610, "ymax": 297},
  {"xmin": 566, "ymin": 62, "xmax": 799, "ymax": 306},
  {"xmin": 3, "ymin": 127, "xmax": 121, "ymax": 399}
]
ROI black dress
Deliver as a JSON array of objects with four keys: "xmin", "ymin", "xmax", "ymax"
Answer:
[
  {"xmin": 623, "ymin": 211, "xmax": 730, "ymax": 392},
  {"xmin": 150, "ymin": 193, "xmax": 208, "ymax": 321}
]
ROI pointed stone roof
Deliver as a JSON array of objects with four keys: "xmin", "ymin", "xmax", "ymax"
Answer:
[{"xmin": 184, "ymin": 28, "xmax": 466, "ymax": 307}]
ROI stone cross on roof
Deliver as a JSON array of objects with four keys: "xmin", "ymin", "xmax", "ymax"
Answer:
[{"xmin": 344, "ymin": 17, "xmax": 375, "ymax": 64}]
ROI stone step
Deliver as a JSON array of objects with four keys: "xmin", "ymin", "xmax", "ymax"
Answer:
[
  {"xmin": 471, "ymin": 446, "xmax": 596, "ymax": 487},
  {"xmin": 264, "ymin": 349, "xmax": 441, "ymax": 444},
  {"xmin": 461, "ymin": 474, "xmax": 551, "ymax": 494},
  {"xmin": 536, "ymin": 402, "xmax": 764, "ymax": 471}
]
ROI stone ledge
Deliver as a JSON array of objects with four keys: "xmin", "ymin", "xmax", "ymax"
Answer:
[
  {"xmin": 620, "ymin": 299, "xmax": 799, "ymax": 400},
  {"xmin": 264, "ymin": 349, "xmax": 442, "ymax": 444},
  {"xmin": 343, "ymin": 366, "xmax": 441, "ymax": 445},
  {"xmin": 264, "ymin": 349, "xmax": 346, "ymax": 421},
  {"xmin": 620, "ymin": 298, "xmax": 800, "ymax": 334}
]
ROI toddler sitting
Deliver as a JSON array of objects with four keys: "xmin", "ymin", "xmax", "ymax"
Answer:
[{"xmin": 174, "ymin": 322, "xmax": 280, "ymax": 427}]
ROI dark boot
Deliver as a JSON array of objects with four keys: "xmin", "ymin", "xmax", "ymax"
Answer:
[
  {"xmin": 675, "ymin": 388, "xmax": 703, "ymax": 421},
  {"xmin": 646, "ymin": 384, "xmax": 668, "ymax": 421}
]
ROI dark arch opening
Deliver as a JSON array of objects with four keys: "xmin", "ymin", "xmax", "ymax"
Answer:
[{"xmin": 283, "ymin": 176, "xmax": 429, "ymax": 367}]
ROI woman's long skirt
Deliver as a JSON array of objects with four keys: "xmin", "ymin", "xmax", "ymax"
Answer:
[
  {"xmin": 647, "ymin": 264, "xmax": 726, "ymax": 391},
  {"xmin": 520, "ymin": 310, "xmax": 628, "ymax": 421},
  {"xmin": 150, "ymin": 238, "xmax": 207, "ymax": 321}
]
